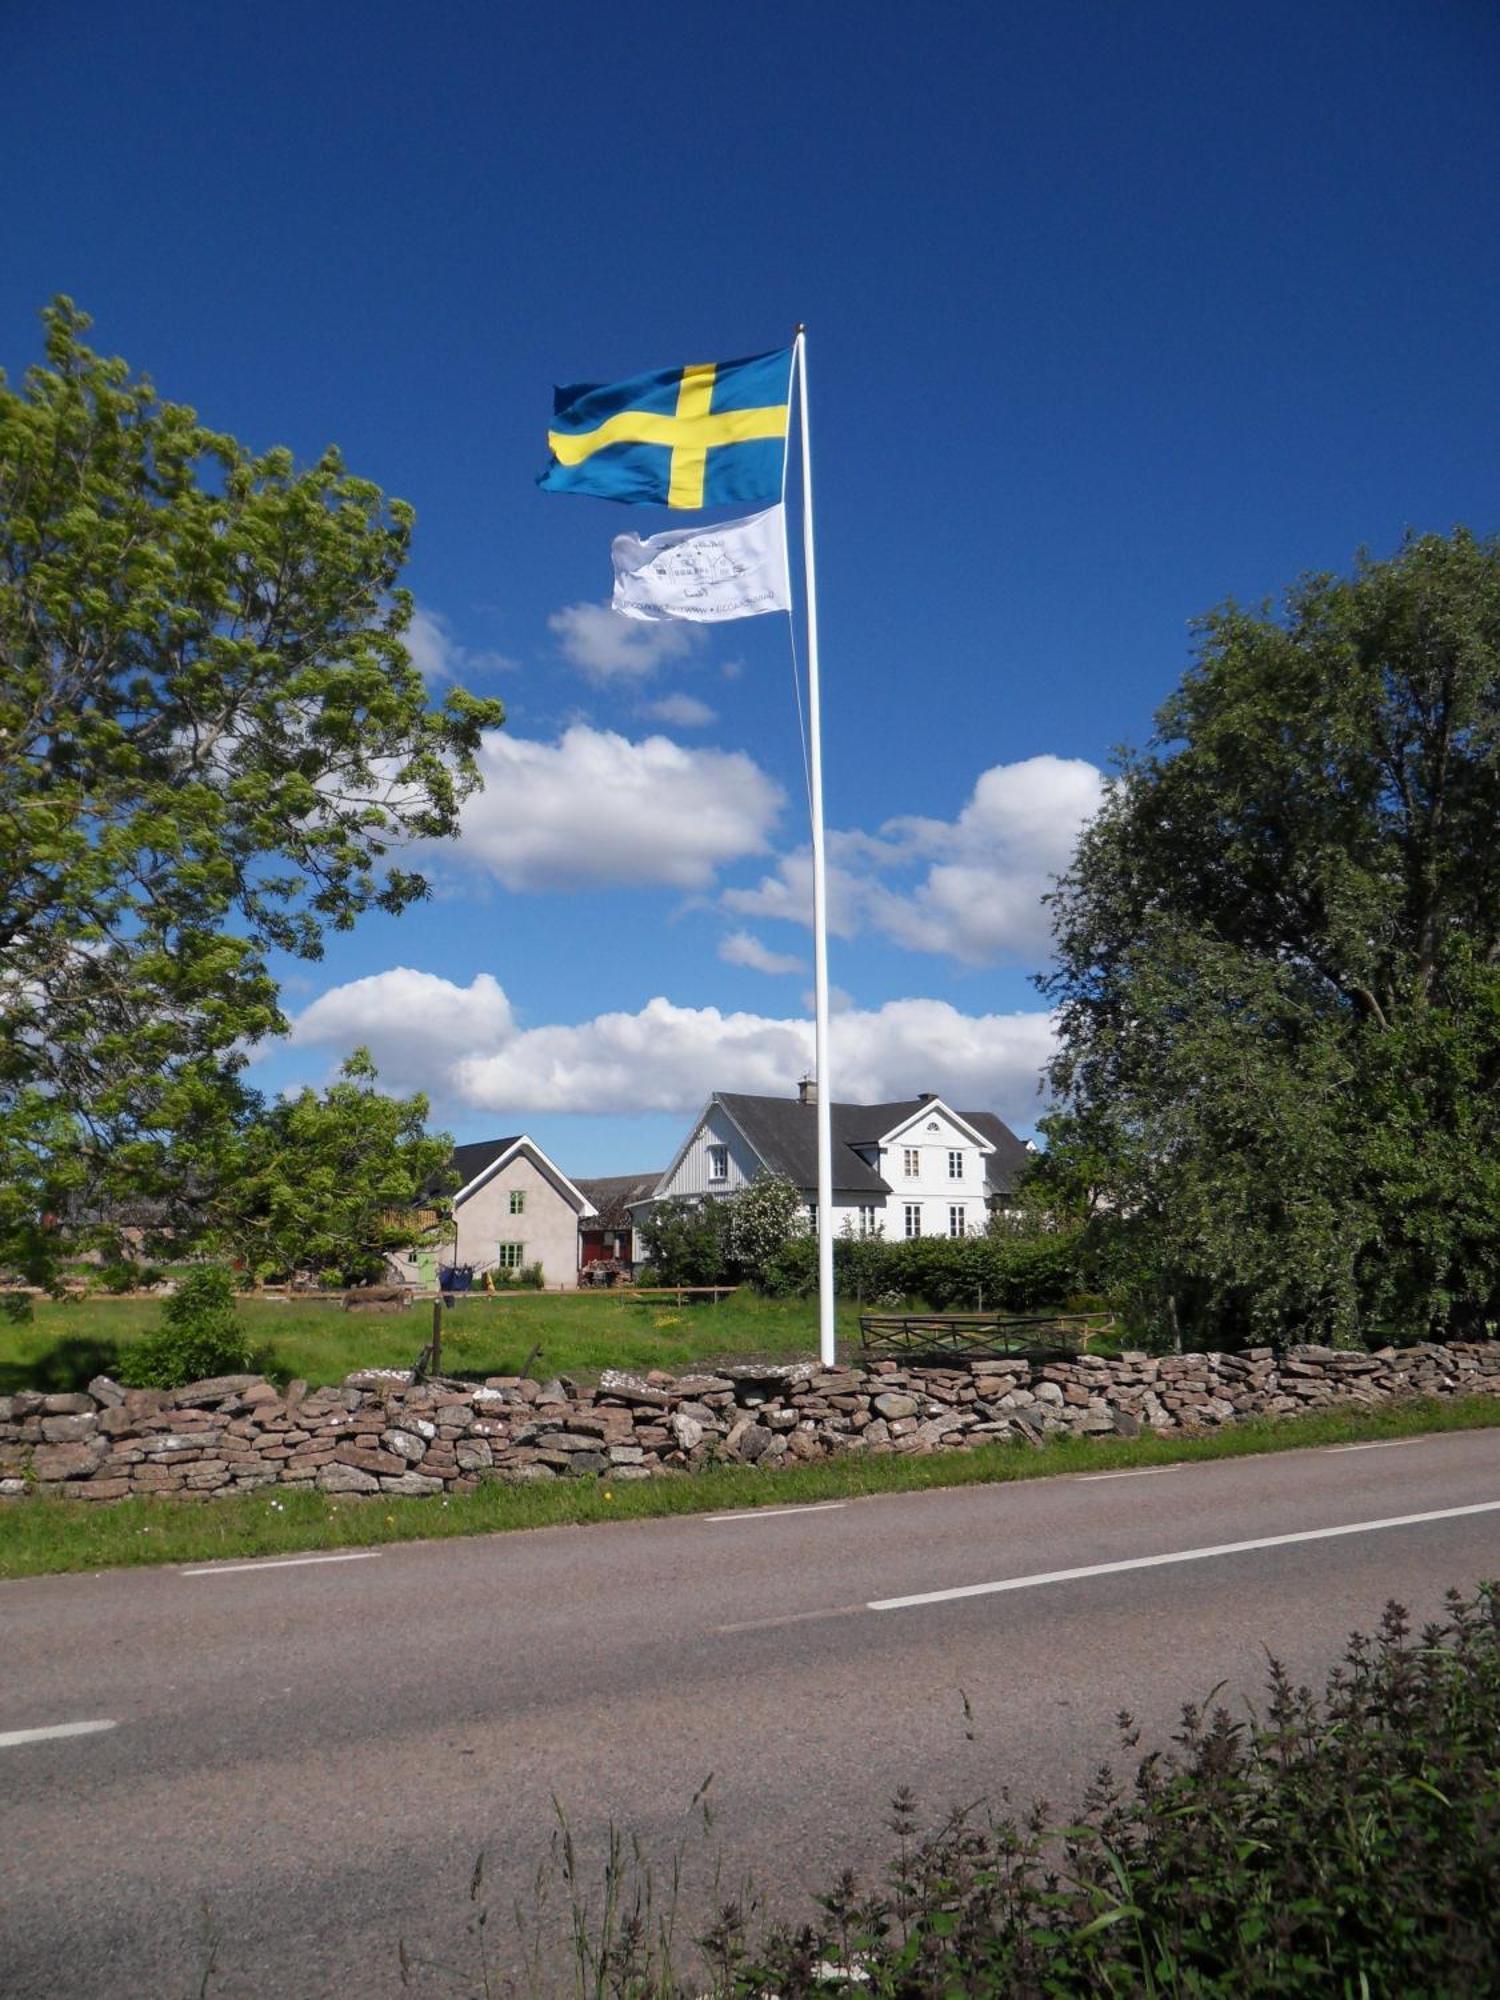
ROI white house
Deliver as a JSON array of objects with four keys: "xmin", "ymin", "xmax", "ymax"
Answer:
[{"xmin": 635, "ymin": 1083, "xmax": 1032, "ymax": 1241}]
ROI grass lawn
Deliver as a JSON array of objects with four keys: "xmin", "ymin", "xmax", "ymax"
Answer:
[
  {"xmin": 2, "ymin": 1394, "xmax": 1497, "ymax": 1580},
  {"xmin": 0, "ymin": 1289, "xmax": 875, "ymax": 1395}
]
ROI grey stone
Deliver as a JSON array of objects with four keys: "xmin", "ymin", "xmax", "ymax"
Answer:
[
  {"xmin": 383, "ymin": 1429, "xmax": 428, "ymax": 1462},
  {"xmin": 559, "ymin": 1450, "xmax": 608, "ymax": 1477},
  {"xmin": 32, "ymin": 1440, "xmax": 107, "ymax": 1480},
  {"xmin": 380, "ymin": 1472, "xmax": 446, "ymax": 1496},
  {"xmin": 40, "ymin": 1392, "xmax": 96, "ymax": 1415},
  {"xmin": 609, "ymin": 1444, "xmax": 646, "ymax": 1465},
  {"xmin": 86, "ymin": 1375, "xmax": 126, "ymax": 1407},
  {"xmin": 40, "ymin": 1414, "xmax": 98, "ymax": 1443},
  {"xmin": 316, "ymin": 1464, "xmax": 380, "ymax": 1494},
  {"xmin": 455, "ymin": 1439, "xmax": 493, "ymax": 1471},
  {"xmin": 168, "ymin": 1376, "xmax": 262, "ymax": 1407},
  {"xmin": 1109, "ymin": 1407, "xmax": 1142, "ymax": 1438},
  {"xmin": 670, "ymin": 1413, "xmax": 704, "ymax": 1452},
  {"xmin": 597, "ymin": 1369, "xmax": 673, "ymax": 1407},
  {"xmin": 737, "ymin": 1424, "xmax": 773, "ymax": 1463},
  {"xmin": 873, "ymin": 1392, "xmax": 917, "ymax": 1420}
]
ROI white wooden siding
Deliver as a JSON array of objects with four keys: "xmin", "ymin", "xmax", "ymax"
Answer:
[{"xmin": 657, "ymin": 1104, "xmax": 760, "ymax": 1199}]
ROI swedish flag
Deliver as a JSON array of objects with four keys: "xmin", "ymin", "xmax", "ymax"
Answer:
[{"xmin": 539, "ymin": 347, "xmax": 792, "ymax": 509}]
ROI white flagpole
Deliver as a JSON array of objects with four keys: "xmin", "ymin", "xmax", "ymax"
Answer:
[{"xmin": 793, "ymin": 327, "xmax": 837, "ymax": 1368}]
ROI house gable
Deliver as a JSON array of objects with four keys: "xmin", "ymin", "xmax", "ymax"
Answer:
[{"xmin": 454, "ymin": 1136, "xmax": 596, "ymax": 1217}]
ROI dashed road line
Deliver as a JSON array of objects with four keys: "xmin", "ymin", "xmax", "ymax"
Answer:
[
  {"xmin": 180, "ymin": 1551, "xmax": 381, "ymax": 1577},
  {"xmin": 867, "ymin": 1500, "xmax": 1500, "ymax": 1612},
  {"xmin": 0, "ymin": 1719, "xmax": 117, "ymax": 1750}
]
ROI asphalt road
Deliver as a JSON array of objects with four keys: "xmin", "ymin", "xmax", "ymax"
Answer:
[{"xmin": 3, "ymin": 1428, "xmax": 1498, "ymax": 1998}]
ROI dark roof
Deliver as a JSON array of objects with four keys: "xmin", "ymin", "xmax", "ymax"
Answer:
[
  {"xmin": 574, "ymin": 1172, "xmax": 662, "ymax": 1229},
  {"xmin": 964, "ymin": 1113, "xmax": 1034, "ymax": 1197},
  {"xmin": 712, "ymin": 1093, "xmax": 1028, "ymax": 1198},
  {"xmin": 450, "ymin": 1137, "xmax": 523, "ymax": 1192}
]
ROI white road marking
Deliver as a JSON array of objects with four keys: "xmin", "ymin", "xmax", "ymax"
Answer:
[
  {"xmin": 1076, "ymin": 1466, "xmax": 1183, "ymax": 1482},
  {"xmin": 181, "ymin": 1551, "xmax": 380, "ymax": 1577},
  {"xmin": 704, "ymin": 1502, "xmax": 848, "ymax": 1524},
  {"xmin": 711, "ymin": 1602, "xmax": 867, "ymax": 1635},
  {"xmin": 0, "ymin": 1719, "xmax": 117, "ymax": 1750},
  {"xmin": 867, "ymin": 1499, "xmax": 1500, "ymax": 1612},
  {"xmin": 1325, "ymin": 1439, "xmax": 1425, "ymax": 1452}
]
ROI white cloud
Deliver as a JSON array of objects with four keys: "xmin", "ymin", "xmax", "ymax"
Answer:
[
  {"xmin": 287, "ymin": 972, "xmax": 1055, "ymax": 1129},
  {"xmin": 286, "ymin": 969, "xmax": 514, "ymax": 1092},
  {"xmin": 718, "ymin": 930, "xmax": 805, "ymax": 976},
  {"xmin": 725, "ymin": 755, "xmax": 1104, "ymax": 967},
  {"xmin": 452, "ymin": 725, "xmax": 783, "ymax": 891},
  {"xmin": 640, "ymin": 692, "xmax": 717, "ymax": 728},
  {"xmin": 549, "ymin": 601, "xmax": 699, "ymax": 681},
  {"xmin": 404, "ymin": 605, "xmax": 516, "ymax": 683}
]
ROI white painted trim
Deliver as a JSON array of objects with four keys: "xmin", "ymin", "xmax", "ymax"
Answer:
[
  {"xmin": 454, "ymin": 1136, "xmax": 597, "ymax": 1217},
  {"xmin": 875, "ymin": 1098, "xmax": 995, "ymax": 1154}
]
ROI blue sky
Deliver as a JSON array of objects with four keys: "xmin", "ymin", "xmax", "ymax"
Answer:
[{"xmin": 9, "ymin": 0, "xmax": 1499, "ymax": 1174}]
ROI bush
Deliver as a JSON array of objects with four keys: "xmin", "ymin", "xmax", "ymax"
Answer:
[
  {"xmin": 507, "ymin": 1587, "xmax": 1500, "ymax": 1996},
  {"xmin": 832, "ymin": 1229, "xmax": 1084, "ymax": 1312},
  {"xmin": 733, "ymin": 1588, "xmax": 1500, "ymax": 1996},
  {"xmin": 94, "ymin": 1259, "xmax": 165, "ymax": 1295},
  {"xmin": 117, "ymin": 1266, "xmax": 257, "ymax": 1389}
]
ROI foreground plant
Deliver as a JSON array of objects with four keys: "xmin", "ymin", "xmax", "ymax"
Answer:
[{"xmin": 429, "ymin": 1585, "xmax": 1499, "ymax": 1996}]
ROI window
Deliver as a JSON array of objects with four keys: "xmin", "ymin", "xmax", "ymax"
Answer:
[
  {"xmin": 858, "ymin": 1204, "xmax": 880, "ymax": 1237},
  {"xmin": 707, "ymin": 1143, "xmax": 729, "ymax": 1182},
  {"xmin": 948, "ymin": 1150, "xmax": 964, "ymax": 1181},
  {"xmin": 508, "ymin": 1189, "xmax": 526, "ymax": 1215},
  {"xmin": 807, "ymin": 1201, "xmax": 818, "ymax": 1233},
  {"xmin": 904, "ymin": 1203, "xmax": 922, "ymax": 1239},
  {"xmin": 903, "ymin": 1147, "xmax": 920, "ymax": 1178},
  {"xmin": 496, "ymin": 1242, "xmax": 524, "ymax": 1269},
  {"xmin": 949, "ymin": 1205, "xmax": 967, "ymax": 1238}
]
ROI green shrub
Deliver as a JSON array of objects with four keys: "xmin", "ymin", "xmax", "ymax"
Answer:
[
  {"xmin": 117, "ymin": 1266, "xmax": 257, "ymax": 1389},
  {"xmin": 509, "ymin": 1586, "xmax": 1500, "ymax": 1997},
  {"xmin": 95, "ymin": 1259, "xmax": 164, "ymax": 1295},
  {"xmin": 730, "ymin": 1587, "xmax": 1500, "ymax": 1996},
  {"xmin": 830, "ymin": 1229, "xmax": 1084, "ymax": 1312}
]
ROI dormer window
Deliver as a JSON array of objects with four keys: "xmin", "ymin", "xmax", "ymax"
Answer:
[{"xmin": 707, "ymin": 1144, "xmax": 729, "ymax": 1183}]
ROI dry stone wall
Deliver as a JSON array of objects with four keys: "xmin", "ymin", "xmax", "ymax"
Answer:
[{"xmin": 3, "ymin": 1342, "xmax": 1499, "ymax": 1503}]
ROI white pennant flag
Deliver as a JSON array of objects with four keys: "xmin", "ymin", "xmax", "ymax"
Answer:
[{"xmin": 611, "ymin": 504, "xmax": 791, "ymax": 623}]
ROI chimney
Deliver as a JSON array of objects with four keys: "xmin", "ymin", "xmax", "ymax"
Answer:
[
  {"xmin": 918, "ymin": 1090, "xmax": 937, "ymax": 1102},
  {"xmin": 798, "ymin": 1074, "xmax": 817, "ymax": 1106}
]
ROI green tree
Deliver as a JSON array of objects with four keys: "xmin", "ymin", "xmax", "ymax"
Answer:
[
  {"xmin": 637, "ymin": 1197, "xmax": 734, "ymax": 1287},
  {"xmin": 0, "ymin": 300, "xmax": 503, "ymax": 1284},
  {"xmin": 726, "ymin": 1172, "xmax": 805, "ymax": 1285},
  {"xmin": 1042, "ymin": 529, "xmax": 1500, "ymax": 1349},
  {"xmin": 214, "ymin": 1050, "xmax": 454, "ymax": 1287}
]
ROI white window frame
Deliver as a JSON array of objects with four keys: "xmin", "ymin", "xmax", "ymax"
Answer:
[
  {"xmin": 949, "ymin": 1205, "xmax": 967, "ymax": 1238},
  {"xmin": 496, "ymin": 1241, "xmax": 525, "ymax": 1269},
  {"xmin": 707, "ymin": 1143, "xmax": 729, "ymax": 1183},
  {"xmin": 858, "ymin": 1204, "xmax": 880, "ymax": 1238},
  {"xmin": 903, "ymin": 1147, "xmax": 920, "ymax": 1179},
  {"xmin": 508, "ymin": 1189, "xmax": 526, "ymax": 1215},
  {"xmin": 948, "ymin": 1150, "xmax": 964, "ymax": 1181},
  {"xmin": 904, "ymin": 1203, "xmax": 922, "ymax": 1239}
]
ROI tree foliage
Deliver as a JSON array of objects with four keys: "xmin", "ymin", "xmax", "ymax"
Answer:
[
  {"xmin": 212, "ymin": 1050, "xmax": 454, "ymax": 1288},
  {"xmin": 1041, "ymin": 529, "xmax": 1500, "ymax": 1347},
  {"xmin": 0, "ymin": 300, "xmax": 502, "ymax": 1282}
]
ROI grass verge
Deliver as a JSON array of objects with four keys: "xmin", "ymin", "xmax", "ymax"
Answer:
[{"xmin": 3, "ymin": 1393, "xmax": 1497, "ymax": 1581}]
